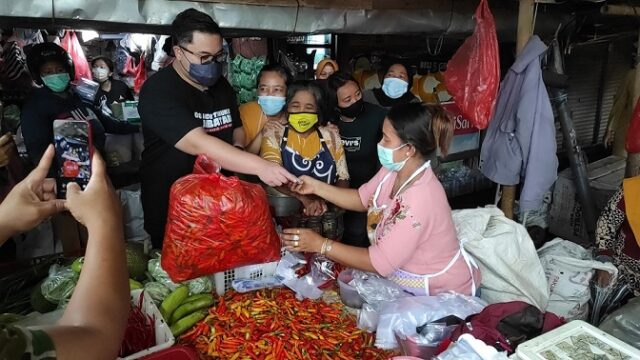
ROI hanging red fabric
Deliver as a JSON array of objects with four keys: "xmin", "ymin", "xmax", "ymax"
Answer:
[
  {"xmin": 60, "ymin": 31, "xmax": 92, "ymax": 82},
  {"xmin": 133, "ymin": 52, "xmax": 147, "ymax": 95},
  {"xmin": 626, "ymin": 97, "xmax": 640, "ymax": 153},
  {"xmin": 443, "ymin": 0, "xmax": 500, "ymax": 130}
]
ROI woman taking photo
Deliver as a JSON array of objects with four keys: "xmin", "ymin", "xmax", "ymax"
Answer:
[
  {"xmin": 283, "ymin": 103, "xmax": 480, "ymax": 296},
  {"xmin": 240, "ymin": 64, "xmax": 290, "ymax": 154},
  {"xmin": 261, "ymin": 81, "xmax": 349, "ymax": 216},
  {"xmin": 362, "ymin": 62, "xmax": 420, "ymax": 110}
]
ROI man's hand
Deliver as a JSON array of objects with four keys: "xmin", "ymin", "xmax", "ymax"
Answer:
[
  {"xmin": 257, "ymin": 161, "xmax": 300, "ymax": 187},
  {"xmin": 0, "ymin": 145, "xmax": 64, "ymax": 237},
  {"xmin": 65, "ymin": 151, "xmax": 121, "ymax": 231}
]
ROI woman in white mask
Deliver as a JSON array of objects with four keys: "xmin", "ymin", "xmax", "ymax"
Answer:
[
  {"xmin": 283, "ymin": 102, "xmax": 480, "ymax": 297},
  {"xmin": 362, "ymin": 62, "xmax": 421, "ymax": 110},
  {"xmin": 91, "ymin": 56, "xmax": 134, "ymax": 109}
]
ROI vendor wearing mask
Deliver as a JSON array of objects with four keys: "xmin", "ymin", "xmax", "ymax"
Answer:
[
  {"xmin": 315, "ymin": 59, "xmax": 338, "ymax": 80},
  {"xmin": 91, "ymin": 56, "xmax": 139, "ymax": 134},
  {"xmin": 363, "ymin": 63, "xmax": 420, "ymax": 110},
  {"xmin": 21, "ymin": 42, "xmax": 106, "ymax": 169},
  {"xmin": 283, "ymin": 103, "xmax": 480, "ymax": 296},
  {"xmin": 138, "ymin": 9, "xmax": 297, "ymax": 249},
  {"xmin": 239, "ymin": 64, "xmax": 290, "ymax": 154},
  {"xmin": 327, "ymin": 71, "xmax": 386, "ymax": 247},
  {"xmin": 261, "ymin": 81, "xmax": 349, "ymax": 216}
]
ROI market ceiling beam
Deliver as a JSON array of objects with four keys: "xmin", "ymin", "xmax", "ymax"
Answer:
[{"xmin": 182, "ymin": 0, "xmax": 454, "ymax": 10}]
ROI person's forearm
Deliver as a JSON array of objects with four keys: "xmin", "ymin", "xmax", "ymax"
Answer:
[
  {"xmin": 233, "ymin": 127, "xmax": 245, "ymax": 148},
  {"xmin": 246, "ymin": 133, "xmax": 263, "ymax": 155},
  {"xmin": 56, "ymin": 221, "xmax": 129, "ymax": 357},
  {"xmin": 0, "ymin": 220, "xmax": 13, "ymax": 246},
  {"xmin": 314, "ymin": 182, "xmax": 366, "ymax": 212},
  {"xmin": 325, "ymin": 242, "xmax": 376, "ymax": 273}
]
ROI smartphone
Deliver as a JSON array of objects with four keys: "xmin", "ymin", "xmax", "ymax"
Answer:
[{"xmin": 53, "ymin": 119, "xmax": 93, "ymax": 198}]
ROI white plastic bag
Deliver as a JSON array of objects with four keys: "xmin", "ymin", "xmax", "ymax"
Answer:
[
  {"xmin": 436, "ymin": 334, "xmax": 509, "ymax": 360},
  {"xmin": 538, "ymin": 238, "xmax": 618, "ymax": 321},
  {"xmin": 375, "ymin": 292, "xmax": 486, "ymax": 349},
  {"xmin": 453, "ymin": 207, "xmax": 549, "ymax": 309}
]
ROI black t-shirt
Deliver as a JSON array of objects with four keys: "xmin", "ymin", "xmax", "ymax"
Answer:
[
  {"xmin": 93, "ymin": 79, "xmax": 134, "ymax": 107},
  {"xmin": 138, "ymin": 66, "xmax": 241, "ymax": 247},
  {"xmin": 337, "ymin": 102, "xmax": 386, "ymax": 189}
]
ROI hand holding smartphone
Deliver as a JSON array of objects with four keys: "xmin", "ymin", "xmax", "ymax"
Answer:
[{"xmin": 53, "ymin": 119, "xmax": 93, "ymax": 198}]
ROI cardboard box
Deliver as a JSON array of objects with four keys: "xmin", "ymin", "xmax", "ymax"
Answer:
[
  {"xmin": 549, "ymin": 156, "xmax": 625, "ymax": 244},
  {"xmin": 109, "ymin": 101, "xmax": 140, "ymax": 124}
]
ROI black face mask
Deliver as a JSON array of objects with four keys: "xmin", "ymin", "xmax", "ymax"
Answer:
[{"xmin": 338, "ymin": 98, "xmax": 364, "ymax": 119}]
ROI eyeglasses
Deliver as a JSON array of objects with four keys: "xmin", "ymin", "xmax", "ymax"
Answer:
[{"xmin": 179, "ymin": 46, "xmax": 227, "ymax": 65}]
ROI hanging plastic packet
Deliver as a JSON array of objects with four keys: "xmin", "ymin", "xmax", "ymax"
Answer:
[{"xmin": 310, "ymin": 254, "xmax": 336, "ymax": 288}]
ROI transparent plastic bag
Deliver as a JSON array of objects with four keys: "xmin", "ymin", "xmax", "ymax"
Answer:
[
  {"xmin": 436, "ymin": 334, "xmax": 509, "ymax": 360},
  {"xmin": 351, "ymin": 270, "xmax": 408, "ymax": 304},
  {"xmin": 41, "ymin": 265, "xmax": 79, "ymax": 303},
  {"xmin": 143, "ymin": 282, "xmax": 170, "ymax": 305},
  {"xmin": 599, "ymin": 296, "xmax": 640, "ymax": 349},
  {"xmin": 148, "ymin": 257, "xmax": 178, "ymax": 291},
  {"xmin": 375, "ymin": 293, "xmax": 487, "ymax": 349},
  {"xmin": 186, "ymin": 276, "xmax": 213, "ymax": 295}
]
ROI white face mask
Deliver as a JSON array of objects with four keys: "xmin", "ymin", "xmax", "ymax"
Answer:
[{"xmin": 92, "ymin": 67, "xmax": 109, "ymax": 83}]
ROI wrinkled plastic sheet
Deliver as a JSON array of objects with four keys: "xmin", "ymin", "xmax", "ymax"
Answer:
[{"xmin": 599, "ymin": 296, "xmax": 640, "ymax": 349}]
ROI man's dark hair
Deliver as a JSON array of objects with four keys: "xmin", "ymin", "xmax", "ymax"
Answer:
[{"xmin": 171, "ymin": 8, "xmax": 221, "ymax": 47}]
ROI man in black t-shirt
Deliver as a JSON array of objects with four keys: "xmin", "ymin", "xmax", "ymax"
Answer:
[
  {"xmin": 139, "ymin": 9, "xmax": 298, "ymax": 248},
  {"xmin": 327, "ymin": 72, "xmax": 386, "ymax": 248}
]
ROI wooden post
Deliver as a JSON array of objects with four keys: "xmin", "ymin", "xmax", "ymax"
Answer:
[
  {"xmin": 501, "ymin": 0, "xmax": 535, "ymax": 219},
  {"xmin": 626, "ymin": 29, "xmax": 640, "ymax": 178}
]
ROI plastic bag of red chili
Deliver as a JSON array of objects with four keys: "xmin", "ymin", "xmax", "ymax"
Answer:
[{"xmin": 161, "ymin": 155, "xmax": 281, "ymax": 282}]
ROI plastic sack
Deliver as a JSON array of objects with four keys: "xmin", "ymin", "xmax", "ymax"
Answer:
[
  {"xmin": 599, "ymin": 296, "xmax": 640, "ymax": 349},
  {"xmin": 443, "ymin": 0, "xmax": 499, "ymax": 130},
  {"xmin": 41, "ymin": 265, "xmax": 79, "ymax": 303},
  {"xmin": 436, "ymin": 334, "xmax": 509, "ymax": 360},
  {"xmin": 60, "ymin": 31, "xmax": 91, "ymax": 82},
  {"xmin": 162, "ymin": 155, "xmax": 281, "ymax": 282},
  {"xmin": 148, "ymin": 257, "xmax": 178, "ymax": 291},
  {"xmin": 117, "ymin": 184, "xmax": 147, "ymax": 241},
  {"xmin": 375, "ymin": 293, "xmax": 487, "ymax": 349},
  {"xmin": 143, "ymin": 282, "xmax": 170, "ymax": 305},
  {"xmin": 538, "ymin": 238, "xmax": 618, "ymax": 321},
  {"xmin": 453, "ymin": 207, "xmax": 549, "ymax": 310},
  {"xmin": 626, "ymin": 97, "xmax": 640, "ymax": 153}
]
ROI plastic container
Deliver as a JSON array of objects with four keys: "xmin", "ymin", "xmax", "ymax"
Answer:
[
  {"xmin": 140, "ymin": 345, "xmax": 198, "ymax": 360},
  {"xmin": 118, "ymin": 289, "xmax": 175, "ymax": 360},
  {"xmin": 212, "ymin": 261, "xmax": 279, "ymax": 296},
  {"xmin": 516, "ymin": 320, "xmax": 640, "ymax": 360},
  {"xmin": 337, "ymin": 268, "xmax": 364, "ymax": 309}
]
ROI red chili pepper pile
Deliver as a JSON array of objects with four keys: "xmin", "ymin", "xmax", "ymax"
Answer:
[
  {"xmin": 162, "ymin": 155, "xmax": 281, "ymax": 282},
  {"xmin": 120, "ymin": 292, "xmax": 156, "ymax": 357},
  {"xmin": 179, "ymin": 288, "xmax": 397, "ymax": 359}
]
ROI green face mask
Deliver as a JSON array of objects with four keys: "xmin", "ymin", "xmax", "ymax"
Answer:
[{"xmin": 41, "ymin": 73, "xmax": 71, "ymax": 93}]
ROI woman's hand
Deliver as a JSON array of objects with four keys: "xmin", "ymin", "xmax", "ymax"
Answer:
[
  {"xmin": 282, "ymin": 228, "xmax": 324, "ymax": 253},
  {"xmin": 0, "ymin": 145, "xmax": 65, "ymax": 237},
  {"xmin": 300, "ymin": 196, "xmax": 327, "ymax": 216},
  {"xmin": 290, "ymin": 175, "xmax": 320, "ymax": 196}
]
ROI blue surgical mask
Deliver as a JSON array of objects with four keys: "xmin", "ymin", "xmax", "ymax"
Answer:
[
  {"xmin": 377, "ymin": 143, "xmax": 409, "ymax": 172},
  {"xmin": 42, "ymin": 73, "xmax": 70, "ymax": 93},
  {"xmin": 258, "ymin": 96, "xmax": 286, "ymax": 116},
  {"xmin": 184, "ymin": 58, "xmax": 222, "ymax": 87},
  {"xmin": 382, "ymin": 77, "xmax": 409, "ymax": 99}
]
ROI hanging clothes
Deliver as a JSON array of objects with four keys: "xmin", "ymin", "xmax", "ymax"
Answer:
[
  {"xmin": 60, "ymin": 31, "xmax": 91, "ymax": 82},
  {"xmin": 480, "ymin": 35, "xmax": 558, "ymax": 213}
]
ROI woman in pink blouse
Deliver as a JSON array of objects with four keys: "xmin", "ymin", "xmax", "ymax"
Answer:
[{"xmin": 284, "ymin": 103, "xmax": 480, "ymax": 296}]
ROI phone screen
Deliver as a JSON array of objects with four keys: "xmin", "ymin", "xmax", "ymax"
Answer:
[{"xmin": 53, "ymin": 119, "xmax": 93, "ymax": 198}]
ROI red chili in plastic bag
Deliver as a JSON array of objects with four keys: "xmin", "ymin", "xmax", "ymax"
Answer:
[{"xmin": 161, "ymin": 155, "xmax": 281, "ymax": 282}]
